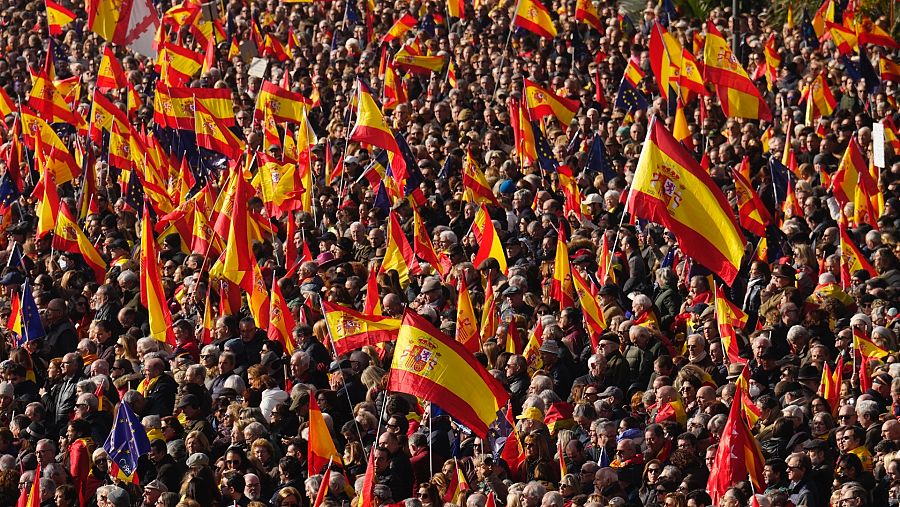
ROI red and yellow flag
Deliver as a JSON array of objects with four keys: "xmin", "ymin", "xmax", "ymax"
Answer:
[
  {"xmin": 523, "ymin": 78, "xmax": 579, "ymax": 129},
  {"xmin": 571, "ymin": 267, "xmax": 606, "ymax": 349},
  {"xmin": 412, "ymin": 208, "xmax": 445, "ymax": 277},
  {"xmin": 625, "ymin": 118, "xmax": 745, "ymax": 285},
  {"xmin": 462, "ymin": 150, "xmax": 499, "ymax": 206},
  {"xmin": 472, "ymin": 205, "xmax": 508, "ymax": 275},
  {"xmin": 831, "ymin": 138, "xmax": 876, "ymax": 207},
  {"xmin": 383, "ymin": 63, "xmax": 407, "ymax": 111},
  {"xmin": 307, "ymin": 395, "xmax": 342, "ymax": 475},
  {"xmin": 854, "ymin": 327, "xmax": 889, "ymax": 360},
  {"xmin": 480, "ymin": 280, "xmax": 498, "ymax": 344},
  {"xmin": 732, "ymin": 159, "xmax": 772, "ymax": 237},
  {"xmin": 703, "ymin": 21, "xmax": 772, "ymax": 121},
  {"xmin": 32, "ymin": 136, "xmax": 60, "ymax": 239},
  {"xmin": 455, "ymin": 280, "xmax": 481, "ymax": 353},
  {"xmin": 322, "ymin": 300, "xmax": 401, "ymax": 356},
  {"xmin": 96, "ymin": 45, "xmax": 127, "ymax": 92},
  {"xmin": 447, "ymin": 0, "xmax": 464, "ymax": 19},
  {"xmin": 194, "ymin": 99, "xmax": 245, "ymax": 159},
  {"xmin": 838, "ymin": 217, "xmax": 877, "ymax": 289},
  {"xmin": 267, "ymin": 278, "xmax": 297, "ymax": 354},
  {"xmin": 254, "ymin": 81, "xmax": 312, "ymax": 124},
  {"xmin": 53, "ymin": 206, "xmax": 107, "ymax": 282},
  {"xmin": 880, "ymin": 56, "xmax": 900, "ymax": 83},
  {"xmin": 512, "ymin": 0, "xmax": 556, "ymax": 39},
  {"xmin": 707, "ymin": 382, "xmax": 765, "ymax": 505},
  {"xmin": 382, "ymin": 13, "xmax": 417, "ymax": 43},
  {"xmin": 575, "ymin": 0, "xmax": 601, "ymax": 31},
  {"xmin": 388, "ymin": 310, "xmax": 510, "ymax": 438},
  {"xmin": 382, "ymin": 212, "xmax": 420, "ymax": 287},
  {"xmin": 45, "ymin": 0, "xmax": 75, "ymax": 36},
  {"xmin": 551, "ymin": 229, "xmax": 574, "ymax": 309},
  {"xmin": 140, "ymin": 207, "xmax": 176, "ymax": 345}
]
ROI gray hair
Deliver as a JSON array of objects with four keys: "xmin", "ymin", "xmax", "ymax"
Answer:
[
  {"xmin": 856, "ymin": 400, "xmax": 880, "ymax": 420},
  {"xmin": 117, "ymin": 270, "xmax": 139, "ymax": 286},
  {"xmin": 136, "ymin": 337, "xmax": 160, "ymax": 353},
  {"xmin": 106, "ymin": 486, "xmax": 130, "ymax": 507}
]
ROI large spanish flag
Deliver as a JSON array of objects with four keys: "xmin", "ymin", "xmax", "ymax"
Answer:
[
  {"xmin": 349, "ymin": 80, "xmax": 403, "ymax": 178},
  {"xmin": 703, "ymin": 22, "xmax": 772, "ymax": 121},
  {"xmin": 388, "ymin": 310, "xmax": 509, "ymax": 438},
  {"xmin": 838, "ymin": 218, "xmax": 877, "ymax": 289},
  {"xmin": 523, "ymin": 78, "xmax": 579, "ymax": 129},
  {"xmin": 575, "ymin": 0, "xmax": 601, "ymax": 31},
  {"xmin": 512, "ymin": 0, "xmax": 556, "ymax": 39},
  {"xmin": 140, "ymin": 207, "xmax": 176, "ymax": 346},
  {"xmin": 322, "ymin": 300, "xmax": 401, "ymax": 356},
  {"xmin": 625, "ymin": 118, "xmax": 745, "ymax": 285}
]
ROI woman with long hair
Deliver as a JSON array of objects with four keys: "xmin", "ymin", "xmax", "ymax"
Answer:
[
  {"xmin": 638, "ymin": 459, "xmax": 664, "ymax": 507},
  {"xmin": 517, "ymin": 432, "xmax": 557, "ymax": 483},
  {"xmin": 418, "ymin": 482, "xmax": 443, "ymax": 507},
  {"xmin": 273, "ymin": 486, "xmax": 303, "ymax": 507}
]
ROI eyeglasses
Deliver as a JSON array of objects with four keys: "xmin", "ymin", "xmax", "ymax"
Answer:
[
  {"xmin": 838, "ymin": 414, "xmax": 854, "ymax": 420},
  {"xmin": 648, "ymin": 468, "xmax": 660, "ymax": 473},
  {"xmin": 225, "ymin": 459, "xmax": 241, "ymax": 465}
]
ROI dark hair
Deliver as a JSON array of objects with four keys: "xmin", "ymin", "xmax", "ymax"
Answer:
[
  {"xmin": 278, "ymin": 455, "xmax": 302, "ymax": 479},
  {"xmin": 68, "ymin": 419, "xmax": 92, "ymax": 439}
]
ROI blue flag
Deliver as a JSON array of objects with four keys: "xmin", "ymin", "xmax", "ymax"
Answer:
[
  {"xmin": 14, "ymin": 277, "xmax": 45, "ymax": 345},
  {"xmin": 0, "ymin": 173, "xmax": 19, "ymax": 212},
  {"xmin": 614, "ymin": 78, "xmax": 649, "ymax": 113},
  {"xmin": 585, "ymin": 134, "xmax": 616, "ymax": 183},
  {"xmin": 532, "ymin": 121, "xmax": 560, "ymax": 173},
  {"xmin": 104, "ymin": 401, "xmax": 151, "ymax": 483},
  {"xmin": 768, "ymin": 157, "xmax": 792, "ymax": 206},
  {"xmin": 801, "ymin": 9, "xmax": 820, "ymax": 49}
]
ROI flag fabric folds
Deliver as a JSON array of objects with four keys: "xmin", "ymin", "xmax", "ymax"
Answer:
[
  {"xmin": 7, "ymin": 277, "xmax": 45, "ymax": 345},
  {"xmin": 103, "ymin": 401, "xmax": 151, "ymax": 484},
  {"xmin": 53, "ymin": 206, "xmax": 107, "ymax": 283},
  {"xmin": 512, "ymin": 0, "xmax": 556, "ymax": 39},
  {"xmin": 707, "ymin": 383, "xmax": 765, "ymax": 504},
  {"xmin": 381, "ymin": 13, "xmax": 417, "ymax": 43},
  {"xmin": 86, "ymin": 0, "xmax": 160, "ymax": 58},
  {"xmin": 625, "ymin": 118, "xmax": 746, "ymax": 284},
  {"xmin": 703, "ymin": 22, "xmax": 773, "ymax": 121},
  {"xmin": 523, "ymin": 78, "xmax": 579, "ymax": 129},
  {"xmin": 45, "ymin": 0, "xmax": 75, "ymax": 35},
  {"xmin": 140, "ymin": 207, "xmax": 176, "ymax": 346},
  {"xmin": 388, "ymin": 310, "xmax": 509, "ymax": 438},
  {"xmin": 307, "ymin": 395, "xmax": 342, "ymax": 475},
  {"xmin": 322, "ymin": 300, "xmax": 401, "ymax": 356}
]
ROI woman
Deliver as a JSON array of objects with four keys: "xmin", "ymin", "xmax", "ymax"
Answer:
[
  {"xmin": 273, "ymin": 486, "xmax": 303, "ymax": 507},
  {"xmin": 418, "ymin": 483, "xmax": 443, "ymax": 507},
  {"xmin": 54, "ymin": 484, "xmax": 77, "ymax": 507},
  {"xmin": 517, "ymin": 432, "xmax": 557, "ymax": 483},
  {"xmin": 185, "ymin": 430, "xmax": 211, "ymax": 456},
  {"xmin": 89, "ymin": 449, "xmax": 112, "ymax": 489},
  {"xmin": 343, "ymin": 441, "xmax": 367, "ymax": 481},
  {"xmin": 662, "ymin": 492, "xmax": 687, "ymax": 507},
  {"xmin": 653, "ymin": 268, "xmax": 682, "ymax": 331},
  {"xmin": 559, "ymin": 474, "xmax": 579, "ymax": 503},
  {"xmin": 115, "ymin": 335, "xmax": 141, "ymax": 371},
  {"xmin": 161, "ymin": 416, "xmax": 185, "ymax": 443},
  {"xmin": 639, "ymin": 459, "xmax": 664, "ymax": 507},
  {"xmin": 250, "ymin": 438, "xmax": 278, "ymax": 477}
]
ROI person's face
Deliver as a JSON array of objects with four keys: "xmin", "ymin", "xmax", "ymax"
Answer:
[
  {"xmin": 373, "ymin": 450, "xmax": 389, "ymax": 473},
  {"xmin": 225, "ymin": 451, "xmax": 241, "ymax": 470}
]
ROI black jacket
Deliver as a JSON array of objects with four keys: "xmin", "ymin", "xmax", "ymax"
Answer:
[{"xmin": 144, "ymin": 374, "xmax": 178, "ymax": 416}]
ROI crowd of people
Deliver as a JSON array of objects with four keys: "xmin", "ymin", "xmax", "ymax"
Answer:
[{"xmin": 0, "ymin": 0, "xmax": 896, "ymax": 506}]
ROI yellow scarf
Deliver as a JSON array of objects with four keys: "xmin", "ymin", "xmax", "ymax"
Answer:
[{"xmin": 137, "ymin": 375, "xmax": 160, "ymax": 396}]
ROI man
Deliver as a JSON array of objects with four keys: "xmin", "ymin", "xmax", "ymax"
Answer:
[
  {"xmin": 49, "ymin": 353, "xmax": 84, "ymax": 432},
  {"xmin": 624, "ymin": 326, "xmax": 661, "ymax": 388},
  {"xmin": 786, "ymin": 452, "xmax": 823, "ymax": 507},
  {"xmin": 294, "ymin": 325, "xmax": 330, "ymax": 387},
  {"xmin": 88, "ymin": 319, "xmax": 118, "ymax": 366},
  {"xmin": 597, "ymin": 334, "xmax": 629, "ymax": 389},
  {"xmin": 44, "ymin": 299, "xmax": 78, "ymax": 359},
  {"xmin": 140, "ymin": 357, "xmax": 177, "ymax": 417},
  {"xmin": 244, "ymin": 473, "xmax": 262, "ymax": 502},
  {"xmin": 504, "ymin": 355, "xmax": 530, "ymax": 412},
  {"xmin": 74, "ymin": 392, "xmax": 112, "ymax": 444},
  {"xmin": 288, "ymin": 350, "xmax": 327, "ymax": 389},
  {"xmin": 621, "ymin": 235, "xmax": 648, "ymax": 295},
  {"xmin": 802, "ymin": 439, "xmax": 834, "ymax": 486},
  {"xmin": 408, "ymin": 432, "xmax": 431, "ymax": 491},
  {"xmin": 177, "ymin": 393, "xmax": 215, "ymax": 441},
  {"xmin": 210, "ymin": 351, "xmax": 239, "ymax": 398},
  {"xmin": 149, "ymin": 438, "xmax": 185, "ymax": 491},
  {"xmin": 220, "ymin": 470, "xmax": 250, "ymax": 506},
  {"xmin": 141, "ymin": 480, "xmax": 167, "ymax": 507},
  {"xmin": 598, "ymin": 285, "xmax": 625, "ymax": 324},
  {"xmin": 685, "ymin": 334, "xmax": 717, "ymax": 377},
  {"xmin": 856, "ymin": 399, "xmax": 883, "ymax": 453},
  {"xmin": 377, "ymin": 432, "xmax": 413, "ymax": 501},
  {"xmin": 840, "ymin": 426, "xmax": 874, "ymax": 472},
  {"xmin": 538, "ymin": 340, "xmax": 574, "ymax": 399},
  {"xmin": 238, "ymin": 317, "xmax": 265, "ymax": 367}
]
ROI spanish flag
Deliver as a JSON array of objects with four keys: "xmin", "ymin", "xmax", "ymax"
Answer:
[
  {"xmin": 382, "ymin": 212, "xmax": 420, "ymax": 287},
  {"xmin": 254, "ymin": 81, "xmax": 312, "ymax": 124},
  {"xmin": 649, "ymin": 23, "xmax": 707, "ymax": 100},
  {"xmin": 28, "ymin": 72, "xmax": 77, "ymax": 125},
  {"xmin": 575, "ymin": 0, "xmax": 601, "ymax": 31},
  {"xmin": 53, "ymin": 205, "xmax": 107, "ymax": 283},
  {"xmin": 383, "ymin": 63, "xmax": 407, "ymax": 111},
  {"xmin": 32, "ymin": 136, "xmax": 59, "ymax": 239},
  {"xmin": 447, "ymin": 0, "xmax": 464, "ymax": 19},
  {"xmin": 804, "ymin": 70, "xmax": 836, "ymax": 120},
  {"xmin": 381, "ymin": 13, "xmax": 417, "ymax": 43},
  {"xmin": 45, "ymin": 0, "xmax": 75, "ymax": 36},
  {"xmin": 211, "ymin": 171, "xmax": 254, "ymax": 284},
  {"xmin": 702, "ymin": 21, "xmax": 772, "ymax": 121},
  {"xmin": 462, "ymin": 149, "xmax": 499, "ymax": 206},
  {"xmin": 858, "ymin": 15, "xmax": 899, "ymax": 49},
  {"xmin": 707, "ymin": 383, "xmax": 765, "ymax": 504},
  {"xmin": 472, "ymin": 205, "xmax": 508, "ymax": 275},
  {"xmin": 88, "ymin": 89, "xmax": 130, "ymax": 143},
  {"xmin": 388, "ymin": 310, "xmax": 509, "ymax": 438},
  {"xmin": 854, "ymin": 327, "xmax": 888, "ymax": 360},
  {"xmin": 880, "ymin": 56, "xmax": 900, "ymax": 83},
  {"xmin": 625, "ymin": 118, "xmax": 745, "ymax": 285},
  {"xmin": 412, "ymin": 208, "xmax": 444, "ymax": 277},
  {"xmin": 194, "ymin": 99, "xmax": 245, "ymax": 159},
  {"xmin": 512, "ymin": 0, "xmax": 556, "ymax": 39},
  {"xmin": 349, "ymin": 80, "xmax": 404, "ymax": 178},
  {"xmin": 21, "ymin": 108, "xmax": 79, "ymax": 185},
  {"xmin": 523, "ymin": 78, "xmax": 579, "ymax": 130},
  {"xmin": 140, "ymin": 207, "xmax": 176, "ymax": 345},
  {"xmin": 838, "ymin": 218, "xmax": 876, "ymax": 289},
  {"xmin": 731, "ymin": 162, "xmax": 772, "ymax": 236},
  {"xmin": 480, "ymin": 281, "xmax": 498, "ymax": 345},
  {"xmin": 322, "ymin": 300, "xmax": 401, "ymax": 356},
  {"xmin": 818, "ymin": 358, "xmax": 842, "ymax": 415},
  {"xmin": 826, "ymin": 20, "xmax": 858, "ymax": 55},
  {"xmin": 551, "ymin": 228, "xmax": 574, "ymax": 309},
  {"xmin": 393, "ymin": 45, "xmax": 446, "ymax": 76},
  {"xmin": 571, "ymin": 267, "xmax": 606, "ymax": 349},
  {"xmin": 307, "ymin": 395, "xmax": 342, "ymax": 475},
  {"xmin": 455, "ymin": 280, "xmax": 481, "ymax": 353},
  {"xmin": 831, "ymin": 138, "xmax": 876, "ymax": 207},
  {"xmin": 96, "ymin": 45, "xmax": 127, "ymax": 92},
  {"xmin": 0, "ymin": 87, "xmax": 14, "ymax": 117},
  {"xmin": 158, "ymin": 42, "xmax": 203, "ymax": 86}
]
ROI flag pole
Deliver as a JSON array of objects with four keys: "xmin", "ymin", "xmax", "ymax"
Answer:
[
  {"xmin": 492, "ymin": 0, "xmax": 521, "ymax": 100},
  {"xmin": 428, "ymin": 402, "xmax": 434, "ymax": 476}
]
